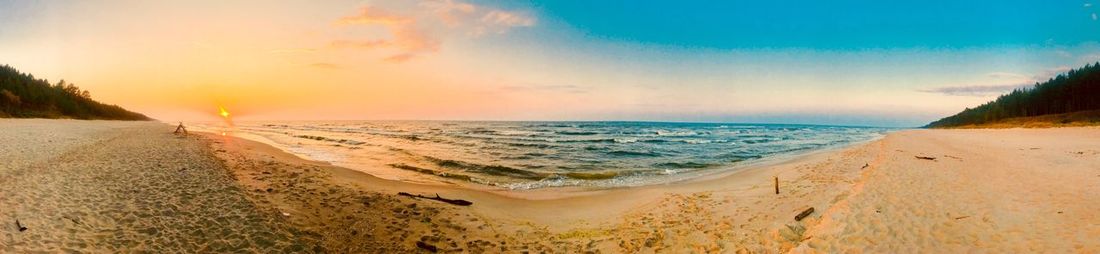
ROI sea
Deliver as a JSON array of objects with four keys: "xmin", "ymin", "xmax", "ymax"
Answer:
[{"xmin": 191, "ymin": 121, "xmax": 894, "ymax": 190}]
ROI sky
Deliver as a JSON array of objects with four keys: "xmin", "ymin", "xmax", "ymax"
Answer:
[{"xmin": 1, "ymin": 0, "xmax": 1099, "ymax": 127}]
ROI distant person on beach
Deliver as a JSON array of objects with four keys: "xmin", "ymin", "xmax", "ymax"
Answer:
[{"xmin": 174, "ymin": 122, "xmax": 187, "ymax": 134}]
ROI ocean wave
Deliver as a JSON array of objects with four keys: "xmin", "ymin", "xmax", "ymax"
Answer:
[
  {"xmin": 496, "ymin": 130, "xmax": 544, "ymax": 137},
  {"xmin": 606, "ymin": 150, "xmax": 663, "ymax": 157},
  {"xmin": 556, "ymin": 130, "xmax": 599, "ymax": 135},
  {"xmin": 292, "ymin": 135, "xmax": 365, "ymax": 145},
  {"xmin": 741, "ymin": 138, "xmax": 776, "ymax": 144},
  {"xmin": 389, "ymin": 163, "xmax": 476, "ymax": 182},
  {"xmin": 227, "ymin": 121, "xmax": 894, "ymax": 190},
  {"xmin": 498, "ymin": 142, "xmax": 555, "ymax": 149},
  {"xmin": 720, "ymin": 153, "xmax": 763, "ymax": 162},
  {"xmin": 561, "ymin": 171, "xmax": 619, "ymax": 180},
  {"xmin": 422, "ymin": 156, "xmax": 547, "ymax": 180},
  {"xmin": 613, "ymin": 138, "xmax": 638, "ymax": 143},
  {"xmin": 466, "ymin": 128, "xmax": 496, "ymax": 134},
  {"xmin": 652, "ymin": 162, "xmax": 714, "ymax": 169},
  {"xmin": 655, "ymin": 130, "xmax": 702, "ymax": 136},
  {"xmin": 681, "ymin": 139, "xmax": 730, "ymax": 144}
]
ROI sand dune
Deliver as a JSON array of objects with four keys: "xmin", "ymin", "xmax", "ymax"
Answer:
[{"xmin": 2, "ymin": 119, "xmax": 1097, "ymax": 252}]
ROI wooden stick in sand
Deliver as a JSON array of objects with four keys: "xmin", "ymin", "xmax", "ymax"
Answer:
[{"xmin": 774, "ymin": 176, "xmax": 779, "ymax": 195}]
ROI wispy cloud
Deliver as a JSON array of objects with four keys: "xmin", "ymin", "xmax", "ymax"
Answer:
[
  {"xmin": 269, "ymin": 48, "xmax": 318, "ymax": 54},
  {"xmin": 332, "ymin": 7, "xmax": 440, "ymax": 61},
  {"xmin": 1082, "ymin": 53, "xmax": 1100, "ymax": 62},
  {"xmin": 383, "ymin": 53, "xmax": 417, "ymax": 63},
  {"xmin": 474, "ymin": 10, "xmax": 536, "ymax": 35},
  {"xmin": 918, "ymin": 84, "xmax": 1030, "ymax": 97},
  {"xmin": 920, "ymin": 66, "xmax": 1073, "ymax": 96},
  {"xmin": 331, "ymin": 0, "xmax": 536, "ymax": 63},
  {"xmin": 985, "ymin": 72, "xmax": 1029, "ymax": 80},
  {"xmin": 308, "ymin": 62, "xmax": 341, "ymax": 69},
  {"xmin": 421, "ymin": 0, "xmax": 536, "ymax": 35},
  {"xmin": 500, "ymin": 84, "xmax": 589, "ymax": 94},
  {"xmin": 420, "ymin": 0, "xmax": 477, "ymax": 26}
]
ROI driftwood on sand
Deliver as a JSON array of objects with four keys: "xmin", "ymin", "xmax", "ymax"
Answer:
[
  {"xmin": 914, "ymin": 156, "xmax": 936, "ymax": 161},
  {"xmin": 15, "ymin": 219, "xmax": 27, "ymax": 232},
  {"xmin": 398, "ymin": 192, "xmax": 473, "ymax": 206},
  {"xmin": 795, "ymin": 207, "xmax": 815, "ymax": 221}
]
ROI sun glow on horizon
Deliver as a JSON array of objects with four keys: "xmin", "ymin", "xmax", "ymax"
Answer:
[{"xmin": 2, "ymin": 1, "xmax": 1098, "ymax": 127}]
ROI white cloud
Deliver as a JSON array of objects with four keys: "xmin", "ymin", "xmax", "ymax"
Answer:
[
  {"xmin": 922, "ymin": 66, "xmax": 1076, "ymax": 96},
  {"xmin": 331, "ymin": 1, "xmax": 536, "ymax": 62},
  {"xmin": 420, "ymin": 0, "xmax": 477, "ymax": 26},
  {"xmin": 331, "ymin": 6, "xmax": 441, "ymax": 62},
  {"xmin": 500, "ymin": 84, "xmax": 588, "ymax": 94},
  {"xmin": 481, "ymin": 10, "xmax": 536, "ymax": 28},
  {"xmin": 420, "ymin": 0, "xmax": 537, "ymax": 36},
  {"xmin": 986, "ymin": 72, "xmax": 1029, "ymax": 80}
]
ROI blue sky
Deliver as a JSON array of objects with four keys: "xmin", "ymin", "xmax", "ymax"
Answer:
[
  {"xmin": 530, "ymin": 1, "xmax": 1098, "ymax": 49},
  {"xmin": 1, "ymin": 0, "xmax": 1098, "ymax": 127}
]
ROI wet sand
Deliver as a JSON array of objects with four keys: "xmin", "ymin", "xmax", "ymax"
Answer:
[{"xmin": 3, "ymin": 119, "xmax": 1098, "ymax": 252}]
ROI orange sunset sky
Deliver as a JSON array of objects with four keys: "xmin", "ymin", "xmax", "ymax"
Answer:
[{"xmin": 2, "ymin": 0, "xmax": 1099, "ymax": 127}]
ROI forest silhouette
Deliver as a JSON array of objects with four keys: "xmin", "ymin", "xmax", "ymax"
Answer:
[
  {"xmin": 927, "ymin": 62, "xmax": 1100, "ymax": 128},
  {"xmin": 0, "ymin": 65, "xmax": 149, "ymax": 120}
]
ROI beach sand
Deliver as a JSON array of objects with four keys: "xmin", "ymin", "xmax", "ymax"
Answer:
[
  {"xmin": 2, "ymin": 119, "xmax": 1097, "ymax": 252},
  {"xmin": 0, "ymin": 120, "xmax": 316, "ymax": 252},
  {"xmin": 794, "ymin": 128, "xmax": 1100, "ymax": 253}
]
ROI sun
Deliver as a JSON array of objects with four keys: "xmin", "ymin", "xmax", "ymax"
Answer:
[{"xmin": 219, "ymin": 106, "xmax": 230, "ymax": 118}]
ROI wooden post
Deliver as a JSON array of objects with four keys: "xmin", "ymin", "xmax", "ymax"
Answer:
[{"xmin": 774, "ymin": 176, "xmax": 779, "ymax": 194}]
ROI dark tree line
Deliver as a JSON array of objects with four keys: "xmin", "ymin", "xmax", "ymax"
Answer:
[
  {"xmin": 926, "ymin": 62, "xmax": 1100, "ymax": 128},
  {"xmin": 0, "ymin": 64, "xmax": 150, "ymax": 120}
]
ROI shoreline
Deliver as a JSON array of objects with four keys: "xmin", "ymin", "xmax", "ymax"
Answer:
[
  {"xmin": 195, "ymin": 126, "xmax": 870, "ymax": 202},
  {"xmin": 185, "ymin": 122, "xmax": 890, "ymax": 199},
  {"xmin": 198, "ymin": 124, "xmax": 888, "ymax": 251},
  {"xmin": 198, "ymin": 125, "xmax": 1100, "ymax": 252}
]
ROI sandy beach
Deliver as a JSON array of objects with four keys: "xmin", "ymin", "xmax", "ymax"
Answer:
[
  {"xmin": 0, "ymin": 119, "xmax": 315, "ymax": 252},
  {"xmin": 2, "ymin": 119, "xmax": 1098, "ymax": 253}
]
